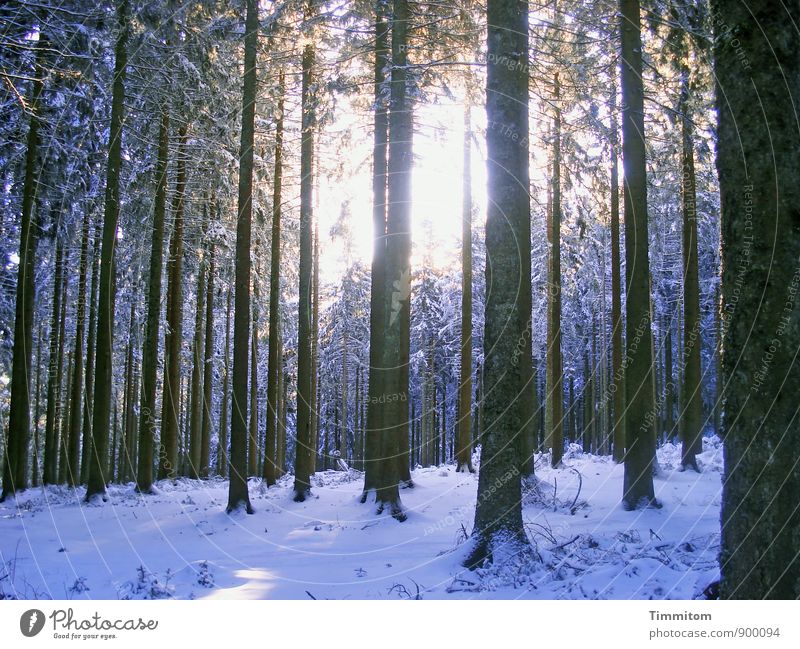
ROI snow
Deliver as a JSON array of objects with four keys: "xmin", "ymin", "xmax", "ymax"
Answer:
[{"xmin": 0, "ymin": 439, "xmax": 722, "ymax": 600}]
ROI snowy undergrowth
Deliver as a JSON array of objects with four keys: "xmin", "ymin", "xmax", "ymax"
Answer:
[{"xmin": 0, "ymin": 440, "xmax": 722, "ymax": 600}]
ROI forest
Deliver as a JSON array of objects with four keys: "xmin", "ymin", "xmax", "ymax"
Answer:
[{"xmin": 0, "ymin": 0, "xmax": 798, "ymax": 601}]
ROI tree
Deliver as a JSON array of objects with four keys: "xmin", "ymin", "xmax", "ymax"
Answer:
[
  {"xmin": 292, "ymin": 2, "xmax": 317, "ymax": 502},
  {"xmin": 263, "ymin": 70, "xmax": 285, "ymax": 487},
  {"xmin": 678, "ymin": 66, "xmax": 702, "ymax": 472},
  {"xmin": 546, "ymin": 71, "xmax": 564, "ymax": 469},
  {"xmin": 619, "ymin": 0, "xmax": 658, "ymax": 510},
  {"xmin": 85, "ymin": 0, "xmax": 129, "ymax": 502},
  {"xmin": 456, "ymin": 106, "xmax": 475, "ymax": 474},
  {"xmin": 465, "ymin": 0, "xmax": 531, "ymax": 566},
  {"xmin": 226, "ymin": 0, "xmax": 258, "ymax": 514},
  {"xmin": 713, "ymin": 0, "xmax": 800, "ymax": 599},
  {"xmin": 157, "ymin": 125, "xmax": 187, "ymax": 481},
  {"xmin": 136, "ymin": 107, "xmax": 169, "ymax": 494},
  {"xmin": 1, "ymin": 37, "xmax": 45, "ymax": 501}
]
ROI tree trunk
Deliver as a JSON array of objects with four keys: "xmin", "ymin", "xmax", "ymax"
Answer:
[
  {"xmin": 158, "ymin": 125, "xmax": 187, "ymax": 481},
  {"xmin": 713, "ymin": 0, "xmax": 800, "ymax": 599},
  {"xmin": 85, "ymin": 0, "xmax": 128, "ymax": 501},
  {"xmin": 189, "ymin": 219, "xmax": 208, "ymax": 479},
  {"xmin": 466, "ymin": 0, "xmax": 531, "ymax": 566},
  {"xmin": 340, "ymin": 328, "xmax": 348, "ymax": 465},
  {"xmin": 263, "ymin": 70, "xmax": 285, "ymax": 486},
  {"xmin": 679, "ymin": 68, "xmax": 703, "ymax": 472},
  {"xmin": 620, "ymin": 0, "xmax": 658, "ymax": 509},
  {"xmin": 81, "ymin": 218, "xmax": 101, "ymax": 484},
  {"xmin": 310, "ymin": 221, "xmax": 320, "ymax": 474},
  {"xmin": 227, "ymin": 0, "xmax": 258, "ymax": 514},
  {"xmin": 200, "ymin": 229, "xmax": 215, "ymax": 479},
  {"xmin": 547, "ymin": 71, "xmax": 564, "ymax": 469},
  {"xmin": 292, "ymin": 26, "xmax": 316, "ymax": 502},
  {"xmin": 136, "ymin": 107, "xmax": 169, "ymax": 493},
  {"xmin": 1, "ymin": 37, "xmax": 45, "ymax": 500},
  {"xmin": 248, "ymin": 314, "xmax": 258, "ymax": 477},
  {"xmin": 456, "ymin": 106, "xmax": 475, "ymax": 473},
  {"xmin": 362, "ymin": 1, "xmax": 390, "ymax": 499},
  {"xmin": 609, "ymin": 82, "xmax": 625, "ymax": 462},
  {"xmin": 218, "ymin": 284, "xmax": 232, "ymax": 477},
  {"xmin": 43, "ymin": 236, "xmax": 64, "ymax": 485}
]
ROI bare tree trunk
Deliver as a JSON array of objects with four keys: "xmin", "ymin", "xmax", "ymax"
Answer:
[
  {"xmin": 200, "ymin": 229, "xmax": 214, "ymax": 478},
  {"xmin": 81, "ymin": 219, "xmax": 101, "ymax": 484},
  {"xmin": 456, "ymin": 106, "xmax": 475, "ymax": 473},
  {"xmin": 620, "ymin": 0, "xmax": 658, "ymax": 510},
  {"xmin": 263, "ymin": 71, "xmax": 284, "ymax": 486},
  {"xmin": 136, "ymin": 108, "xmax": 169, "ymax": 493},
  {"xmin": 158, "ymin": 125, "xmax": 188, "ymax": 481},
  {"xmin": 466, "ymin": 0, "xmax": 531, "ymax": 566},
  {"xmin": 310, "ymin": 221, "xmax": 320, "ymax": 474},
  {"xmin": 362, "ymin": 0, "xmax": 390, "ymax": 500},
  {"xmin": 226, "ymin": 0, "xmax": 257, "ymax": 514},
  {"xmin": 292, "ymin": 23, "xmax": 316, "ymax": 502},
  {"xmin": 43, "ymin": 236, "xmax": 64, "ymax": 485},
  {"xmin": 217, "ymin": 284, "xmax": 232, "ymax": 478},
  {"xmin": 1, "ymin": 38, "xmax": 45, "ymax": 500},
  {"xmin": 189, "ymin": 218, "xmax": 208, "ymax": 479}
]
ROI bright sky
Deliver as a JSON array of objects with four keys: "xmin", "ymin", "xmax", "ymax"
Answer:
[{"xmin": 315, "ymin": 100, "xmax": 488, "ymax": 284}]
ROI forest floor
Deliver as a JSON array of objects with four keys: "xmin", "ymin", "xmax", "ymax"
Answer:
[{"xmin": 0, "ymin": 439, "xmax": 722, "ymax": 600}]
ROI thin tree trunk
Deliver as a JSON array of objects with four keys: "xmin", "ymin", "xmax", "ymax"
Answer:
[
  {"xmin": 679, "ymin": 68, "xmax": 703, "ymax": 472},
  {"xmin": 227, "ymin": 0, "xmax": 258, "ymax": 513},
  {"xmin": 200, "ymin": 230, "xmax": 215, "ymax": 479},
  {"xmin": 81, "ymin": 218, "xmax": 101, "ymax": 484},
  {"xmin": 158, "ymin": 125, "xmax": 187, "ymax": 481},
  {"xmin": 136, "ymin": 107, "xmax": 169, "ymax": 493},
  {"xmin": 310, "ymin": 221, "xmax": 320, "ymax": 474},
  {"xmin": 547, "ymin": 71, "xmax": 564, "ymax": 469},
  {"xmin": 217, "ymin": 284, "xmax": 232, "ymax": 477},
  {"xmin": 43, "ymin": 236, "xmax": 64, "ymax": 485},
  {"xmin": 263, "ymin": 70, "xmax": 284, "ymax": 486},
  {"xmin": 189, "ymin": 220, "xmax": 208, "ymax": 479},
  {"xmin": 456, "ymin": 106, "xmax": 474, "ymax": 473}
]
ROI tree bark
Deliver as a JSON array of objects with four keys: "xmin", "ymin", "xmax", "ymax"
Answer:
[
  {"xmin": 136, "ymin": 107, "xmax": 169, "ymax": 493},
  {"xmin": 466, "ymin": 0, "xmax": 531, "ymax": 566},
  {"xmin": 456, "ymin": 106, "xmax": 475, "ymax": 473},
  {"xmin": 227, "ymin": 0, "xmax": 258, "ymax": 513},
  {"xmin": 85, "ymin": 0, "xmax": 128, "ymax": 501},
  {"xmin": 1, "ymin": 37, "xmax": 45, "ymax": 500},
  {"xmin": 619, "ymin": 0, "xmax": 658, "ymax": 510},
  {"xmin": 713, "ymin": 0, "xmax": 800, "ymax": 599}
]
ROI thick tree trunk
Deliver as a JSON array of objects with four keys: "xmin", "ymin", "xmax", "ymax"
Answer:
[
  {"xmin": 1, "ymin": 38, "xmax": 45, "ymax": 500},
  {"xmin": 456, "ymin": 107, "xmax": 475, "ymax": 474},
  {"xmin": 136, "ymin": 108, "xmax": 169, "ymax": 493},
  {"xmin": 362, "ymin": 1, "xmax": 390, "ymax": 499},
  {"xmin": 619, "ymin": 0, "xmax": 658, "ymax": 510},
  {"xmin": 85, "ymin": 0, "xmax": 128, "ymax": 501},
  {"xmin": 227, "ymin": 0, "xmax": 258, "ymax": 513},
  {"xmin": 263, "ymin": 71, "xmax": 285, "ymax": 486},
  {"xmin": 713, "ymin": 0, "xmax": 800, "ymax": 599},
  {"xmin": 292, "ymin": 30, "xmax": 316, "ymax": 502},
  {"xmin": 466, "ymin": 0, "xmax": 531, "ymax": 566}
]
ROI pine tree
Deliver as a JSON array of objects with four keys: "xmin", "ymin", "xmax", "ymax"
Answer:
[
  {"xmin": 713, "ymin": 0, "xmax": 800, "ymax": 599},
  {"xmin": 226, "ymin": 0, "xmax": 258, "ymax": 514},
  {"xmin": 619, "ymin": 0, "xmax": 658, "ymax": 510},
  {"xmin": 466, "ymin": 0, "xmax": 531, "ymax": 566},
  {"xmin": 86, "ymin": 0, "xmax": 129, "ymax": 501}
]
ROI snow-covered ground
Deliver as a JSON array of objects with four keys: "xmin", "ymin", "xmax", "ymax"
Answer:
[{"xmin": 0, "ymin": 439, "xmax": 722, "ymax": 600}]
